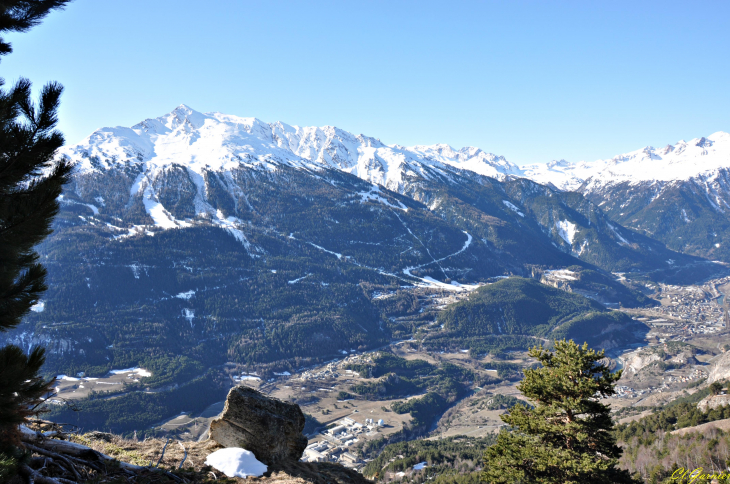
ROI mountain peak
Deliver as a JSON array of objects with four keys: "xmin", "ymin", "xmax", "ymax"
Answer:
[{"xmin": 61, "ymin": 107, "xmax": 520, "ymax": 190}]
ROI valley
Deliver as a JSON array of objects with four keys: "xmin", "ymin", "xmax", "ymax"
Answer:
[
  {"xmin": 52, "ymin": 271, "xmax": 727, "ymax": 475},
  {"xmin": 2, "ymin": 3, "xmax": 729, "ymax": 482},
  {"xmin": 6, "ymin": 104, "xmax": 730, "ymax": 482}
]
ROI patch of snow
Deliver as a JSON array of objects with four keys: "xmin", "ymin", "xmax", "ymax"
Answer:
[
  {"xmin": 555, "ymin": 220, "xmax": 577, "ymax": 245},
  {"xmin": 205, "ymin": 448, "xmax": 267, "ymax": 478},
  {"xmin": 357, "ymin": 184, "xmax": 408, "ymax": 211},
  {"xmin": 288, "ymin": 273, "xmax": 312, "ymax": 284},
  {"xmin": 502, "ymin": 200, "xmax": 524, "ymax": 217},
  {"xmin": 56, "ymin": 375, "xmax": 80, "ymax": 381},
  {"xmin": 682, "ymin": 209, "xmax": 691, "ymax": 223},
  {"xmin": 274, "ymin": 371, "xmax": 291, "ymax": 376},
  {"xmin": 402, "ymin": 231, "xmax": 474, "ymax": 291},
  {"xmin": 108, "ymin": 367, "xmax": 152, "ymax": 377},
  {"xmin": 58, "ymin": 195, "xmax": 100, "ymax": 216},
  {"xmin": 308, "ymin": 242, "xmax": 342, "ymax": 260},
  {"xmin": 183, "ymin": 308, "xmax": 195, "ymax": 328},
  {"xmin": 606, "ymin": 222, "xmax": 630, "ymax": 246},
  {"xmin": 235, "ymin": 375, "xmax": 262, "ymax": 381},
  {"xmin": 30, "ymin": 301, "xmax": 45, "ymax": 312},
  {"xmin": 543, "ymin": 269, "xmax": 578, "ymax": 281},
  {"xmin": 61, "ymin": 105, "xmax": 524, "ymax": 204},
  {"xmin": 213, "ymin": 210, "xmax": 257, "ymax": 256},
  {"xmin": 413, "ymin": 462, "xmax": 428, "ymax": 470},
  {"xmin": 142, "ymin": 189, "xmax": 183, "ymax": 229},
  {"xmin": 175, "ymin": 290, "xmax": 196, "ymax": 300}
]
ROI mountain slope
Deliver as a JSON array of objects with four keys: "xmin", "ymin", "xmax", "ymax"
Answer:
[
  {"xmin": 1, "ymin": 105, "xmax": 705, "ymax": 381},
  {"xmin": 434, "ymin": 277, "xmax": 647, "ymax": 350},
  {"xmin": 519, "ymin": 132, "xmax": 730, "ymax": 262}
]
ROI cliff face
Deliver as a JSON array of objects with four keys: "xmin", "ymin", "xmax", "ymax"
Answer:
[{"xmin": 707, "ymin": 351, "xmax": 730, "ymax": 384}]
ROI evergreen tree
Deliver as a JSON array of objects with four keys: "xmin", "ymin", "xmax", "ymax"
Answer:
[
  {"xmin": 0, "ymin": 0, "xmax": 71, "ymax": 449},
  {"xmin": 483, "ymin": 340, "xmax": 636, "ymax": 484}
]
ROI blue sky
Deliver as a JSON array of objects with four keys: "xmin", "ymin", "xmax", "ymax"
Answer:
[{"xmin": 2, "ymin": 0, "xmax": 728, "ymax": 165}]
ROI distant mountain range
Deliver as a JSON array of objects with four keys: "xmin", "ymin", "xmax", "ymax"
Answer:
[
  {"xmin": 520, "ymin": 132, "xmax": 730, "ymax": 262},
  {"xmin": 58, "ymin": 105, "xmax": 714, "ymax": 272},
  {"xmin": 2, "ymin": 105, "xmax": 724, "ymax": 380}
]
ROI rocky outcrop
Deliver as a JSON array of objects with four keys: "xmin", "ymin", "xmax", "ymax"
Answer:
[
  {"xmin": 622, "ymin": 349, "xmax": 661, "ymax": 374},
  {"xmin": 708, "ymin": 351, "xmax": 730, "ymax": 384},
  {"xmin": 209, "ymin": 385, "xmax": 308, "ymax": 465},
  {"xmin": 697, "ymin": 394, "xmax": 730, "ymax": 412}
]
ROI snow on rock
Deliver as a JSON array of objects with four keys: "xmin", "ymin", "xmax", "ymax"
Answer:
[
  {"xmin": 30, "ymin": 301, "xmax": 45, "ymax": 313},
  {"xmin": 205, "ymin": 448, "xmax": 267, "ymax": 478},
  {"xmin": 555, "ymin": 220, "xmax": 577, "ymax": 245}
]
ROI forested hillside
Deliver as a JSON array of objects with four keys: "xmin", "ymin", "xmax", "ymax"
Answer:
[{"xmin": 428, "ymin": 277, "xmax": 647, "ymax": 353}]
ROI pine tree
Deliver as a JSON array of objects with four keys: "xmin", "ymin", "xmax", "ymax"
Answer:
[
  {"xmin": 483, "ymin": 340, "xmax": 636, "ymax": 484},
  {"xmin": 0, "ymin": 0, "xmax": 71, "ymax": 449}
]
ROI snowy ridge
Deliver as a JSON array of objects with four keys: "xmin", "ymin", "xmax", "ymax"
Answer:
[
  {"xmin": 520, "ymin": 132, "xmax": 730, "ymax": 190},
  {"xmin": 61, "ymin": 104, "xmax": 521, "ymax": 193},
  {"xmin": 61, "ymin": 105, "xmax": 730, "ymax": 196}
]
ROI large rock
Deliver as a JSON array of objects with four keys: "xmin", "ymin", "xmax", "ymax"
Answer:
[{"xmin": 209, "ymin": 385, "xmax": 308, "ymax": 465}]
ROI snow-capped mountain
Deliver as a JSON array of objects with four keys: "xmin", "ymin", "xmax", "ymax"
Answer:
[
  {"xmin": 58, "ymin": 104, "xmax": 701, "ymax": 274},
  {"xmin": 521, "ymin": 132, "xmax": 730, "ymax": 190},
  {"xmin": 65, "ymin": 104, "xmax": 521, "ymax": 195},
  {"xmin": 517, "ymin": 133, "xmax": 730, "ymax": 261}
]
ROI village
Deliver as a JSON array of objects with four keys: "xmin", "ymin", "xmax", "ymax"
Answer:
[{"xmin": 302, "ymin": 416, "xmax": 386, "ymax": 468}]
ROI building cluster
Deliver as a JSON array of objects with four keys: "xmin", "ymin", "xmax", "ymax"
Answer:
[
  {"xmin": 614, "ymin": 385, "xmax": 644, "ymax": 398},
  {"xmin": 648, "ymin": 282, "xmax": 726, "ymax": 326},
  {"xmin": 295, "ymin": 353, "xmax": 374, "ymax": 382},
  {"xmin": 662, "ymin": 367, "xmax": 708, "ymax": 384},
  {"xmin": 297, "ymin": 362, "xmax": 341, "ymax": 381},
  {"xmin": 302, "ymin": 416, "xmax": 384, "ymax": 468}
]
